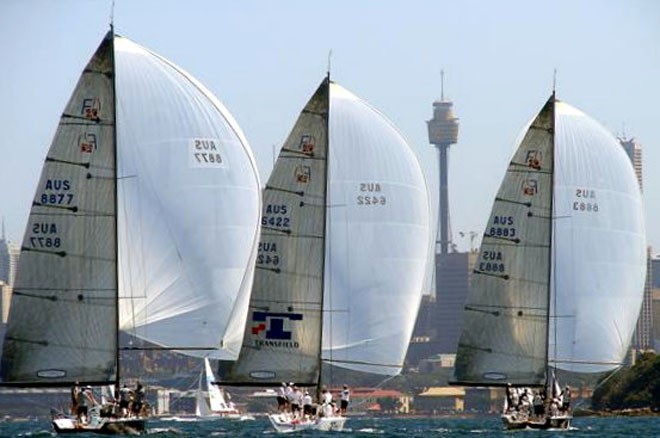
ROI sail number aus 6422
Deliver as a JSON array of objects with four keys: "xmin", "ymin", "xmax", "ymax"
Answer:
[
  {"xmin": 262, "ymin": 204, "xmax": 290, "ymax": 228},
  {"xmin": 357, "ymin": 182, "xmax": 386, "ymax": 206},
  {"xmin": 257, "ymin": 242, "xmax": 280, "ymax": 266}
]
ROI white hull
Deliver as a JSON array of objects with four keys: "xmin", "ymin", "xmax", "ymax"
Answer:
[
  {"xmin": 51, "ymin": 413, "xmax": 146, "ymax": 435},
  {"xmin": 268, "ymin": 413, "xmax": 346, "ymax": 433},
  {"xmin": 501, "ymin": 412, "xmax": 571, "ymax": 430}
]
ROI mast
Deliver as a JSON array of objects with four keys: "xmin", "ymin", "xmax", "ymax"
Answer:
[
  {"xmin": 109, "ymin": 25, "xmax": 120, "ymax": 389},
  {"xmin": 544, "ymin": 91, "xmax": 556, "ymax": 387},
  {"xmin": 316, "ymin": 73, "xmax": 331, "ymax": 400}
]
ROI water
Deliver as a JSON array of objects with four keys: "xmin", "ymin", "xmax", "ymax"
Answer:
[{"xmin": 0, "ymin": 415, "xmax": 658, "ymax": 437}]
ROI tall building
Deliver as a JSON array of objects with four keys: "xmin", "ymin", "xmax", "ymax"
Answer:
[
  {"xmin": 0, "ymin": 220, "xmax": 9, "ymax": 284},
  {"xmin": 426, "ymin": 72, "xmax": 459, "ymax": 255},
  {"xmin": 407, "ymin": 77, "xmax": 466, "ymax": 367},
  {"xmin": 619, "ymin": 136, "xmax": 653, "ymax": 351}
]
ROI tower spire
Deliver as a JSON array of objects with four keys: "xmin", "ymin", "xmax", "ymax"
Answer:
[{"xmin": 440, "ymin": 69, "xmax": 445, "ymax": 101}]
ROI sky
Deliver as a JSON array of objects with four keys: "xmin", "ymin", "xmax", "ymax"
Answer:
[{"xmin": 1, "ymin": 0, "xmax": 659, "ymax": 253}]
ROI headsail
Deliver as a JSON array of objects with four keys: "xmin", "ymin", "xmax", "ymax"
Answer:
[
  {"xmin": 225, "ymin": 78, "xmax": 329, "ymax": 385},
  {"xmin": 1, "ymin": 32, "xmax": 118, "ymax": 385},
  {"xmin": 454, "ymin": 96, "xmax": 555, "ymax": 386},
  {"xmin": 323, "ymin": 83, "xmax": 432, "ymax": 376},
  {"xmin": 550, "ymin": 101, "xmax": 645, "ymax": 373},
  {"xmin": 114, "ymin": 36, "xmax": 261, "ymax": 360}
]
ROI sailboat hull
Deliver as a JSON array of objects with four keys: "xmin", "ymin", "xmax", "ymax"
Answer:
[
  {"xmin": 268, "ymin": 413, "xmax": 346, "ymax": 433},
  {"xmin": 501, "ymin": 413, "xmax": 571, "ymax": 430},
  {"xmin": 52, "ymin": 414, "xmax": 146, "ymax": 435}
]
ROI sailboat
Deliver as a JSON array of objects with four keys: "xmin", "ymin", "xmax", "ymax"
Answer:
[
  {"xmin": 224, "ymin": 75, "xmax": 432, "ymax": 432},
  {"xmin": 453, "ymin": 93, "xmax": 646, "ymax": 430},
  {"xmin": 195, "ymin": 358, "xmax": 240, "ymax": 419},
  {"xmin": 0, "ymin": 28, "xmax": 261, "ymax": 434}
]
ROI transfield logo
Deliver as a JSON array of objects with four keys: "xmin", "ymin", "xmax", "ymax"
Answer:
[{"xmin": 252, "ymin": 311, "xmax": 302, "ymax": 349}]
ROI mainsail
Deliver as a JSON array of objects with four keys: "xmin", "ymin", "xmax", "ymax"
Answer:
[
  {"xmin": 225, "ymin": 77, "xmax": 329, "ymax": 385},
  {"xmin": 0, "ymin": 30, "xmax": 262, "ymax": 386},
  {"xmin": 225, "ymin": 77, "xmax": 431, "ymax": 385},
  {"xmin": 1, "ymin": 33, "xmax": 118, "ymax": 386},
  {"xmin": 454, "ymin": 96, "xmax": 554, "ymax": 386},
  {"xmin": 454, "ymin": 95, "xmax": 646, "ymax": 386}
]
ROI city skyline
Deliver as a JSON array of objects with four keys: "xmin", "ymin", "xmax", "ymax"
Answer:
[{"xmin": 1, "ymin": 1, "xmax": 658, "ymax": 252}]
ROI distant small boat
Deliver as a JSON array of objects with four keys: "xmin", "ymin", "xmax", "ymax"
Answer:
[
  {"xmin": 223, "ymin": 75, "xmax": 432, "ymax": 433},
  {"xmin": 453, "ymin": 93, "xmax": 646, "ymax": 430},
  {"xmin": 0, "ymin": 27, "xmax": 261, "ymax": 434},
  {"xmin": 195, "ymin": 358, "xmax": 241, "ymax": 419}
]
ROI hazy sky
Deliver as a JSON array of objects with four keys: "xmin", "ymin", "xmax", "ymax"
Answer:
[{"xmin": 1, "ymin": 0, "xmax": 659, "ymax": 253}]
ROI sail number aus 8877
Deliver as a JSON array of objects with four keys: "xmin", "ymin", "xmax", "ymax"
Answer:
[
  {"xmin": 189, "ymin": 138, "xmax": 223, "ymax": 168},
  {"xmin": 29, "ymin": 222, "xmax": 61, "ymax": 248},
  {"xmin": 40, "ymin": 179, "xmax": 74, "ymax": 205}
]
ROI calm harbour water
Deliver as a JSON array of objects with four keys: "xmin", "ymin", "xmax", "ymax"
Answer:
[{"xmin": 1, "ymin": 415, "xmax": 658, "ymax": 437}]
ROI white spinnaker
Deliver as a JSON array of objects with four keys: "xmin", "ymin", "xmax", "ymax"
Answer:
[
  {"xmin": 114, "ymin": 36, "xmax": 261, "ymax": 359},
  {"xmin": 550, "ymin": 101, "xmax": 646, "ymax": 373},
  {"xmin": 324, "ymin": 83, "xmax": 432, "ymax": 376}
]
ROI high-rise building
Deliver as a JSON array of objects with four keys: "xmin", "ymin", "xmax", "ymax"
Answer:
[
  {"xmin": 426, "ymin": 72, "xmax": 459, "ymax": 255},
  {"xmin": 407, "ymin": 78, "xmax": 466, "ymax": 367},
  {"xmin": 0, "ymin": 220, "xmax": 9, "ymax": 285},
  {"xmin": 618, "ymin": 136, "xmax": 653, "ymax": 351}
]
